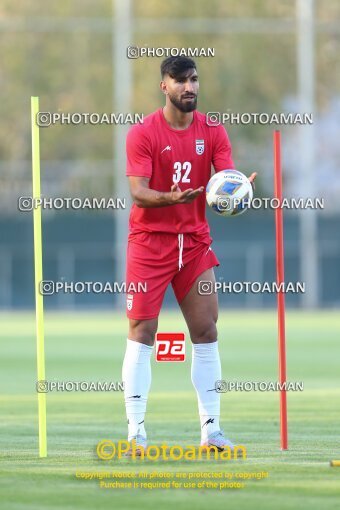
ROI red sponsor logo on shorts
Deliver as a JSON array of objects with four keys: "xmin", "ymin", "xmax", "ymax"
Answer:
[{"xmin": 155, "ymin": 333, "xmax": 185, "ymax": 362}]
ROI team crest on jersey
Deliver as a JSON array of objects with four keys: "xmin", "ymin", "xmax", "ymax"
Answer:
[
  {"xmin": 196, "ymin": 139, "xmax": 204, "ymax": 155},
  {"xmin": 127, "ymin": 294, "xmax": 133, "ymax": 311}
]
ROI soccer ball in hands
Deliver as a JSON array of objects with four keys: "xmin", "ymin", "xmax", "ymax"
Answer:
[{"xmin": 206, "ymin": 169, "xmax": 253, "ymax": 217}]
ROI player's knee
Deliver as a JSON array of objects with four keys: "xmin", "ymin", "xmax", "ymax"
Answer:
[
  {"xmin": 191, "ymin": 320, "xmax": 218, "ymax": 343},
  {"xmin": 128, "ymin": 319, "xmax": 157, "ymax": 345}
]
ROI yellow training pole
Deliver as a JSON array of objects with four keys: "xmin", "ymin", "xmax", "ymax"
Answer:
[{"xmin": 31, "ymin": 97, "xmax": 47, "ymax": 457}]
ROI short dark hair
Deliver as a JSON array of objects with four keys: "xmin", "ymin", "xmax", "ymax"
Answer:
[{"xmin": 160, "ymin": 56, "xmax": 197, "ymax": 79}]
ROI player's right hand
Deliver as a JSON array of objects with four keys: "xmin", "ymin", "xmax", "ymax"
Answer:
[{"xmin": 170, "ymin": 183, "xmax": 204, "ymax": 204}]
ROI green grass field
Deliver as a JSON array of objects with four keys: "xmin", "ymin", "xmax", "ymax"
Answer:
[{"xmin": 0, "ymin": 310, "xmax": 339, "ymax": 510}]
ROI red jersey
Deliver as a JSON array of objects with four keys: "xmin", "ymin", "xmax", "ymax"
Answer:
[{"xmin": 126, "ymin": 108, "xmax": 234, "ymax": 235}]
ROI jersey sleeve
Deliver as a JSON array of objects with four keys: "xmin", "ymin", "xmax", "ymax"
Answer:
[
  {"xmin": 126, "ymin": 125, "xmax": 152, "ymax": 178},
  {"xmin": 211, "ymin": 125, "xmax": 235, "ymax": 172}
]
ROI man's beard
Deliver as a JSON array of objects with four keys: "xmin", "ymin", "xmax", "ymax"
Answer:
[{"xmin": 168, "ymin": 93, "xmax": 198, "ymax": 113}]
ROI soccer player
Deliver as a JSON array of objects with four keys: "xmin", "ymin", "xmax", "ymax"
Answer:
[{"xmin": 122, "ymin": 56, "xmax": 256, "ymax": 453}]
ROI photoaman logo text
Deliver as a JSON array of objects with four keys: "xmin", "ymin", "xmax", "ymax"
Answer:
[{"xmin": 96, "ymin": 440, "xmax": 247, "ymax": 461}]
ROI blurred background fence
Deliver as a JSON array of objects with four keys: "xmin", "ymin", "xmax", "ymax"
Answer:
[{"xmin": 1, "ymin": 211, "xmax": 339, "ymax": 309}]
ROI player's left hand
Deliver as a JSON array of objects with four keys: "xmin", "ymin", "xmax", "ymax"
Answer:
[{"xmin": 248, "ymin": 172, "xmax": 257, "ymax": 191}]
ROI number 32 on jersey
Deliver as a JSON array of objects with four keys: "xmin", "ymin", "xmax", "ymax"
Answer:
[{"xmin": 172, "ymin": 161, "xmax": 192, "ymax": 184}]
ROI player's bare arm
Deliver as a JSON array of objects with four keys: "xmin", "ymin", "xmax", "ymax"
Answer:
[{"xmin": 128, "ymin": 176, "xmax": 204, "ymax": 207}]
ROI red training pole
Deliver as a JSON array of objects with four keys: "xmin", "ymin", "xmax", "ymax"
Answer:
[{"xmin": 273, "ymin": 130, "xmax": 288, "ymax": 450}]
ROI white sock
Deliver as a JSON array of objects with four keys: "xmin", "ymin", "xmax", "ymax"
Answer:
[
  {"xmin": 122, "ymin": 339, "xmax": 153, "ymax": 441},
  {"xmin": 191, "ymin": 341, "xmax": 221, "ymax": 442}
]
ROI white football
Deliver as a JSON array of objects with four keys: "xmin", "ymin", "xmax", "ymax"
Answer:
[{"xmin": 206, "ymin": 169, "xmax": 253, "ymax": 217}]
